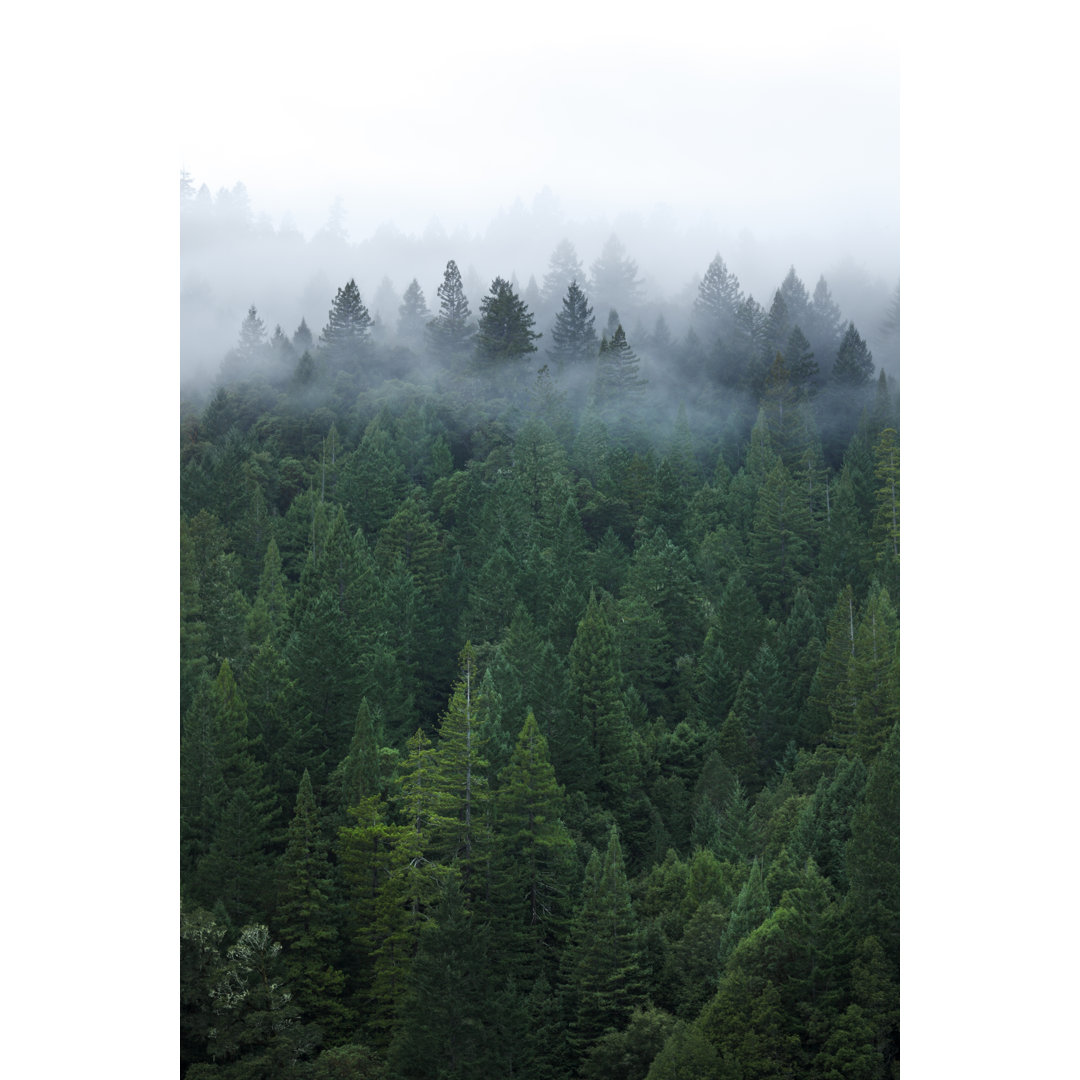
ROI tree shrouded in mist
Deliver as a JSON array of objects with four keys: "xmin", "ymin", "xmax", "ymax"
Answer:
[
  {"xmin": 427, "ymin": 259, "xmax": 475, "ymax": 365},
  {"xmin": 594, "ymin": 323, "xmax": 646, "ymax": 407},
  {"xmin": 694, "ymin": 255, "xmax": 743, "ymax": 341},
  {"xmin": 475, "ymin": 276, "xmax": 540, "ymax": 367},
  {"xmin": 238, "ymin": 305, "xmax": 267, "ymax": 359},
  {"xmin": 548, "ymin": 280, "xmax": 597, "ymax": 371},
  {"xmin": 833, "ymin": 321, "xmax": 875, "ymax": 386},
  {"xmin": 320, "ymin": 279, "xmax": 373, "ymax": 367},
  {"xmin": 541, "ymin": 239, "xmax": 586, "ymax": 310},
  {"xmin": 590, "ymin": 235, "xmax": 644, "ymax": 321},
  {"xmin": 397, "ymin": 279, "xmax": 431, "ymax": 347}
]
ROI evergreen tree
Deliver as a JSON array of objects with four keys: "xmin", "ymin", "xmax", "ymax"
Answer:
[
  {"xmin": 751, "ymin": 459, "xmax": 816, "ymax": 618},
  {"xmin": 870, "ymin": 427, "xmax": 900, "ymax": 596},
  {"xmin": 548, "ymin": 279, "xmax": 598, "ymax": 371},
  {"xmin": 429, "ymin": 644, "xmax": 492, "ymax": 891},
  {"xmin": 562, "ymin": 827, "xmax": 645, "ymax": 1060},
  {"xmin": 833, "ymin": 321, "xmax": 875, "ymax": 386},
  {"xmin": 237, "ymin": 304, "xmax": 267, "ymax": 363},
  {"xmin": 590, "ymin": 234, "xmax": 645, "ymax": 320},
  {"xmin": 595, "ymin": 324, "xmax": 646, "ymax": 409},
  {"xmin": 566, "ymin": 592, "xmax": 637, "ymax": 816},
  {"xmin": 292, "ymin": 317, "xmax": 314, "ymax": 352},
  {"xmin": 397, "ymin": 278, "xmax": 431, "ymax": 347},
  {"xmin": 694, "ymin": 254, "xmax": 743, "ymax": 341},
  {"xmin": 475, "ymin": 275, "xmax": 541, "ymax": 369},
  {"xmin": 387, "ymin": 877, "xmax": 497, "ymax": 1079},
  {"xmin": 426, "ymin": 259, "xmax": 475, "ymax": 365},
  {"xmin": 540, "ymin": 238, "xmax": 586, "ymax": 311},
  {"xmin": 275, "ymin": 770, "xmax": 349, "ymax": 1041},
  {"xmin": 492, "ymin": 710, "xmax": 575, "ymax": 983},
  {"xmin": 320, "ymin": 278, "xmax": 373, "ymax": 368}
]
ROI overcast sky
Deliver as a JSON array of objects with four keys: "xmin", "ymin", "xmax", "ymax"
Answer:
[{"xmin": 180, "ymin": 1, "xmax": 899, "ymax": 276}]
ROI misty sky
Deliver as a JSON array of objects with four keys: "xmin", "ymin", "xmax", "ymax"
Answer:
[{"xmin": 180, "ymin": 2, "xmax": 898, "ymax": 278}]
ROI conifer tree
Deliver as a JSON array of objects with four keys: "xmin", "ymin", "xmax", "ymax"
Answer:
[
  {"xmin": 396, "ymin": 278, "xmax": 430, "ymax": 347},
  {"xmin": 548, "ymin": 279, "xmax": 598, "ymax": 371},
  {"xmin": 694, "ymin": 254, "xmax": 743, "ymax": 342},
  {"xmin": 540, "ymin": 238, "xmax": 586, "ymax": 311},
  {"xmin": 870, "ymin": 427, "xmax": 900, "ymax": 596},
  {"xmin": 237, "ymin": 304, "xmax": 268, "ymax": 364},
  {"xmin": 841, "ymin": 584, "xmax": 900, "ymax": 761},
  {"xmin": 275, "ymin": 770, "xmax": 349, "ymax": 1040},
  {"xmin": 475, "ymin": 275, "xmax": 541, "ymax": 370},
  {"xmin": 562, "ymin": 826, "xmax": 645, "ymax": 1060},
  {"xmin": 833, "ymin": 321, "xmax": 875, "ymax": 386},
  {"xmin": 320, "ymin": 278, "xmax": 373, "ymax": 369},
  {"xmin": 750, "ymin": 459, "xmax": 816, "ymax": 618},
  {"xmin": 387, "ymin": 877, "xmax": 497, "ymax": 1079},
  {"xmin": 292, "ymin": 317, "xmax": 313, "ymax": 351},
  {"xmin": 590, "ymin": 234, "xmax": 645, "ymax": 320},
  {"xmin": 492, "ymin": 710, "xmax": 575, "ymax": 983},
  {"xmin": 594, "ymin": 324, "xmax": 647, "ymax": 409},
  {"xmin": 429, "ymin": 644, "xmax": 492, "ymax": 891},
  {"xmin": 426, "ymin": 259, "xmax": 475, "ymax": 365},
  {"xmin": 566, "ymin": 592, "xmax": 636, "ymax": 811}
]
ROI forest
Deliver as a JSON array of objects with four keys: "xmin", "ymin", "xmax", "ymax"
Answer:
[{"xmin": 180, "ymin": 178, "xmax": 900, "ymax": 1080}]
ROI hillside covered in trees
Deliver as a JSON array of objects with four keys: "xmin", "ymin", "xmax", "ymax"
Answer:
[{"xmin": 180, "ymin": 179, "xmax": 900, "ymax": 1080}]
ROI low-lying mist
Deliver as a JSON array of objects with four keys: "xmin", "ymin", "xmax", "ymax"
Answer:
[{"xmin": 180, "ymin": 177, "xmax": 899, "ymax": 392}]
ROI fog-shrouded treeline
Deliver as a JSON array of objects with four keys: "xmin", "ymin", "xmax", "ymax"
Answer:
[
  {"xmin": 180, "ymin": 171, "xmax": 899, "ymax": 1080},
  {"xmin": 181, "ymin": 173, "xmax": 900, "ymax": 389}
]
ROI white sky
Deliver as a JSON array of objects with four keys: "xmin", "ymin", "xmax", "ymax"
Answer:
[{"xmin": 180, "ymin": 1, "xmax": 899, "ymax": 259}]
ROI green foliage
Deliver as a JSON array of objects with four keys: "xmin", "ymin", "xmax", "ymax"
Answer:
[
  {"xmin": 475, "ymin": 275, "xmax": 541, "ymax": 369},
  {"xmin": 548, "ymin": 278, "xmax": 598, "ymax": 370},
  {"xmin": 426, "ymin": 259, "xmax": 475, "ymax": 365},
  {"xmin": 182, "ymin": 242, "xmax": 899, "ymax": 1076}
]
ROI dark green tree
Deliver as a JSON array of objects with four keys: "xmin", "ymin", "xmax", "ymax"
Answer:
[
  {"xmin": 320, "ymin": 278, "xmax": 373, "ymax": 368},
  {"xmin": 475, "ymin": 275, "xmax": 541, "ymax": 369},
  {"xmin": 492, "ymin": 710, "xmax": 575, "ymax": 983},
  {"xmin": 561, "ymin": 827, "xmax": 645, "ymax": 1061},
  {"xmin": 548, "ymin": 279, "xmax": 598, "ymax": 371},
  {"xmin": 275, "ymin": 770, "xmax": 349, "ymax": 1041}
]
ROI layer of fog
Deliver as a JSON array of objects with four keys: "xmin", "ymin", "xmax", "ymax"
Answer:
[{"xmin": 181, "ymin": 179, "xmax": 898, "ymax": 390}]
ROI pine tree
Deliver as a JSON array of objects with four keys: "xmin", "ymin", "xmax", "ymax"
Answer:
[
  {"xmin": 426, "ymin": 259, "xmax": 475, "ymax": 365},
  {"xmin": 320, "ymin": 278, "xmax": 373, "ymax": 368},
  {"xmin": 548, "ymin": 279, "xmax": 598, "ymax": 371},
  {"xmin": 275, "ymin": 770, "xmax": 349, "ymax": 1040},
  {"xmin": 237, "ymin": 304, "xmax": 267, "ymax": 362},
  {"xmin": 590, "ymin": 234, "xmax": 645, "ymax": 320},
  {"xmin": 492, "ymin": 710, "xmax": 575, "ymax": 983},
  {"xmin": 750, "ymin": 460, "xmax": 816, "ymax": 619},
  {"xmin": 870, "ymin": 427, "xmax": 900, "ymax": 596},
  {"xmin": 541, "ymin": 238, "xmax": 586, "ymax": 311},
  {"xmin": 694, "ymin": 254, "xmax": 743, "ymax": 341},
  {"xmin": 566, "ymin": 592, "xmax": 636, "ymax": 812},
  {"xmin": 292, "ymin": 317, "xmax": 314, "ymax": 352},
  {"xmin": 387, "ymin": 877, "xmax": 497, "ymax": 1079},
  {"xmin": 429, "ymin": 644, "xmax": 492, "ymax": 891},
  {"xmin": 595, "ymin": 324, "xmax": 646, "ymax": 409},
  {"xmin": 396, "ymin": 278, "xmax": 430, "ymax": 347},
  {"xmin": 833, "ymin": 321, "xmax": 875, "ymax": 386},
  {"xmin": 562, "ymin": 827, "xmax": 645, "ymax": 1060},
  {"xmin": 475, "ymin": 275, "xmax": 541, "ymax": 369}
]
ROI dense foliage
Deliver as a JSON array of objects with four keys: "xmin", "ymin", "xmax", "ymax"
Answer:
[{"xmin": 181, "ymin": 196, "xmax": 899, "ymax": 1078}]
